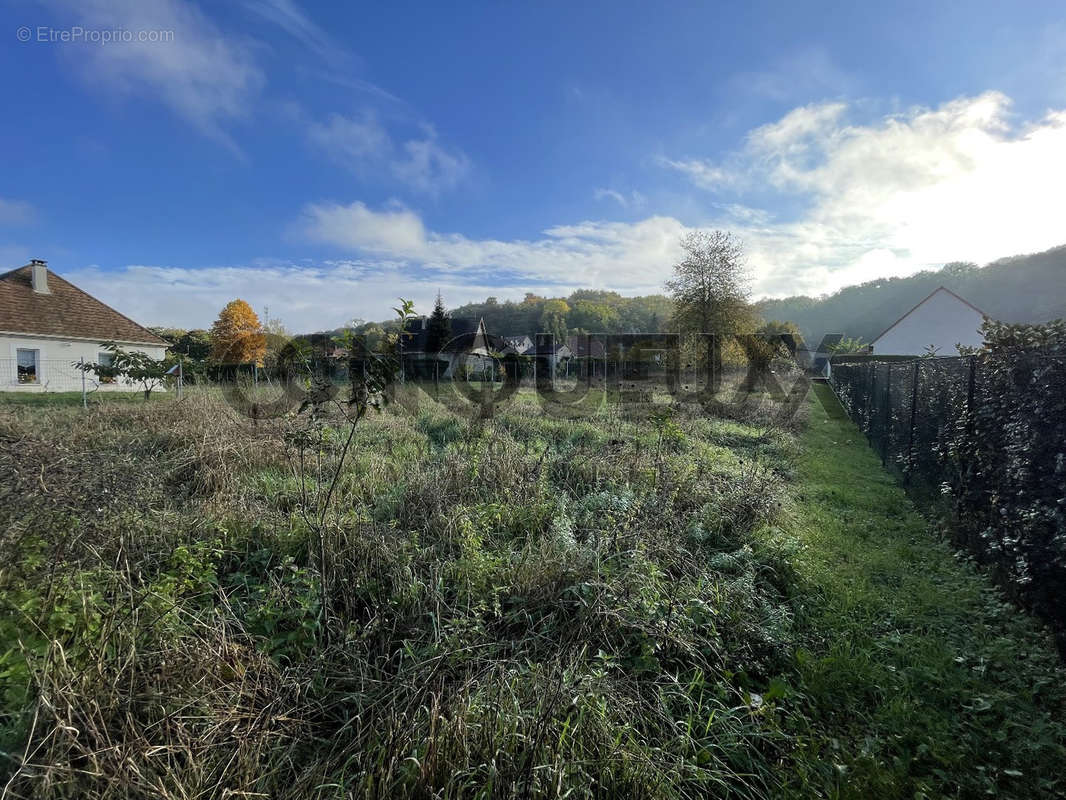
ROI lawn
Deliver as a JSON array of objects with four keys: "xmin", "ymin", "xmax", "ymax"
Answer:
[
  {"xmin": 773, "ymin": 384, "xmax": 1066, "ymax": 797},
  {"xmin": 0, "ymin": 382, "xmax": 1062, "ymax": 798},
  {"xmin": 0, "ymin": 390, "xmax": 153, "ymax": 407}
]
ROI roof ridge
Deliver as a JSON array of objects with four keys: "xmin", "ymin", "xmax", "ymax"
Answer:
[
  {"xmin": 870, "ymin": 285, "xmax": 988, "ymax": 345},
  {"xmin": 44, "ymin": 270, "xmax": 168, "ymax": 345},
  {"xmin": 0, "ymin": 264, "xmax": 31, "ymax": 282},
  {"xmin": 0, "ymin": 263, "xmax": 168, "ymax": 347},
  {"xmin": 934, "ymin": 285, "xmax": 989, "ymax": 317}
]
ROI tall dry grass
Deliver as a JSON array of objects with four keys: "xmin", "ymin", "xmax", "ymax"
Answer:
[{"xmin": 1, "ymin": 381, "xmax": 804, "ymax": 799}]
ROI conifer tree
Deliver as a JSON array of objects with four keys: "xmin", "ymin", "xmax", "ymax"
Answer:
[{"xmin": 426, "ymin": 291, "xmax": 451, "ymax": 353}]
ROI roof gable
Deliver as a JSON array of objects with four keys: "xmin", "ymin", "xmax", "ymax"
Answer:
[
  {"xmin": 871, "ymin": 286, "xmax": 988, "ymax": 346},
  {"xmin": 0, "ymin": 264, "xmax": 168, "ymax": 346}
]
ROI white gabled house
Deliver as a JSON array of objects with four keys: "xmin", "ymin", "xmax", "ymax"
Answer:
[
  {"xmin": 870, "ymin": 286, "xmax": 988, "ymax": 357},
  {"xmin": 0, "ymin": 259, "xmax": 169, "ymax": 391}
]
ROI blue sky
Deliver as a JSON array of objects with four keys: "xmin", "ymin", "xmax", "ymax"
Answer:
[{"xmin": 2, "ymin": 0, "xmax": 1066, "ymax": 330}]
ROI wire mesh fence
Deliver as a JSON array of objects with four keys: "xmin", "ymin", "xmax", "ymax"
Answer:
[
  {"xmin": 0, "ymin": 357, "xmax": 100, "ymax": 393},
  {"xmin": 831, "ymin": 353, "xmax": 1066, "ymax": 649},
  {"xmin": 832, "ymin": 357, "xmax": 976, "ymax": 479}
]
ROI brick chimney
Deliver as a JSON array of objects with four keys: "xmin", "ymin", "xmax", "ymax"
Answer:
[{"xmin": 30, "ymin": 259, "xmax": 49, "ymax": 294}]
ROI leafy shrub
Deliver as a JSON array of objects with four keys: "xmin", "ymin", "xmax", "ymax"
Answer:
[{"xmin": 833, "ymin": 318, "xmax": 1066, "ymax": 650}]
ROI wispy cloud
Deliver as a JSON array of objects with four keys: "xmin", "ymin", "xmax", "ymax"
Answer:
[
  {"xmin": 0, "ymin": 197, "xmax": 36, "ymax": 226},
  {"xmin": 298, "ymin": 200, "xmax": 686, "ymax": 290},
  {"xmin": 593, "ymin": 188, "xmax": 647, "ymax": 209},
  {"xmin": 306, "ymin": 113, "xmax": 470, "ymax": 194},
  {"xmin": 391, "ymin": 125, "xmax": 471, "ymax": 195},
  {"xmin": 728, "ymin": 47, "xmax": 856, "ymax": 103},
  {"xmin": 307, "ymin": 110, "xmax": 392, "ymax": 170},
  {"xmin": 242, "ymin": 0, "xmax": 347, "ymax": 65},
  {"xmin": 655, "ymin": 157, "xmax": 735, "ymax": 191},
  {"xmin": 299, "ymin": 69, "xmax": 409, "ymax": 108},
  {"xmin": 39, "ymin": 0, "xmax": 264, "ymax": 153}
]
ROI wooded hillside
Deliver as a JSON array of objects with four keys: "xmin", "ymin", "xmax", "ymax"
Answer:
[{"xmin": 759, "ymin": 244, "xmax": 1066, "ymax": 347}]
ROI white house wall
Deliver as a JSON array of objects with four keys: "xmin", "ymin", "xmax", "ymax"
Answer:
[
  {"xmin": 0, "ymin": 334, "xmax": 168, "ymax": 392},
  {"xmin": 872, "ymin": 291, "xmax": 986, "ymax": 356}
]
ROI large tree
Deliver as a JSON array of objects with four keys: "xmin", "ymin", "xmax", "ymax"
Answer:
[
  {"xmin": 182, "ymin": 330, "xmax": 212, "ymax": 360},
  {"xmin": 539, "ymin": 299, "xmax": 570, "ymax": 342},
  {"xmin": 260, "ymin": 307, "xmax": 292, "ymax": 365},
  {"xmin": 666, "ymin": 230, "xmax": 756, "ymax": 337},
  {"xmin": 210, "ymin": 299, "xmax": 267, "ymax": 365},
  {"xmin": 569, "ymin": 299, "xmax": 619, "ymax": 334}
]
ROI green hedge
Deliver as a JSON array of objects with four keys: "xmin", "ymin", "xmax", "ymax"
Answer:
[{"xmin": 831, "ymin": 319, "xmax": 1066, "ymax": 651}]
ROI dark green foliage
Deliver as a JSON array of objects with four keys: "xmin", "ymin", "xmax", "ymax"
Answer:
[
  {"xmin": 419, "ymin": 290, "xmax": 672, "ymax": 337},
  {"xmin": 426, "ymin": 291, "xmax": 451, "ymax": 353},
  {"xmin": 74, "ymin": 342, "xmax": 168, "ymax": 399},
  {"xmin": 831, "ymin": 318, "xmax": 1066, "ymax": 651}
]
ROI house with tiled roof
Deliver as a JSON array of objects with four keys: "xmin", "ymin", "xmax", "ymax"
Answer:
[{"xmin": 0, "ymin": 260, "xmax": 168, "ymax": 391}]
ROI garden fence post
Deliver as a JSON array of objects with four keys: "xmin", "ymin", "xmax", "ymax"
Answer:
[
  {"xmin": 585, "ymin": 335, "xmax": 592, "ymax": 389},
  {"xmin": 959, "ymin": 355, "xmax": 977, "ymax": 518},
  {"xmin": 905, "ymin": 359, "xmax": 919, "ymax": 485},
  {"xmin": 966, "ymin": 355, "xmax": 976, "ymax": 419},
  {"xmin": 882, "ymin": 363, "xmax": 891, "ymax": 466},
  {"xmin": 81, "ymin": 357, "xmax": 87, "ymax": 409},
  {"xmin": 866, "ymin": 362, "xmax": 876, "ymax": 442}
]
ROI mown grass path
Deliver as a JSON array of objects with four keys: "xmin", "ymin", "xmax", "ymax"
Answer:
[{"xmin": 777, "ymin": 385, "xmax": 1066, "ymax": 798}]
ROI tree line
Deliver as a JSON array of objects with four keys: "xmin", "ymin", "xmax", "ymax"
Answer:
[
  {"xmin": 149, "ymin": 232, "xmax": 788, "ymax": 378},
  {"xmin": 147, "ymin": 240, "xmax": 1066, "ymax": 375}
]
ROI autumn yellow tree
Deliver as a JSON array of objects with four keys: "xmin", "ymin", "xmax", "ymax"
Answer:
[{"xmin": 209, "ymin": 299, "xmax": 267, "ymax": 365}]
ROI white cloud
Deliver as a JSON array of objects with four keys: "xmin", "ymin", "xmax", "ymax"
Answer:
[
  {"xmin": 242, "ymin": 0, "xmax": 346, "ymax": 65},
  {"xmin": 594, "ymin": 188, "xmax": 626, "ymax": 206},
  {"xmin": 307, "ymin": 111, "xmax": 391, "ymax": 168},
  {"xmin": 60, "ymin": 261, "xmax": 561, "ymax": 331},
  {"xmin": 299, "ymin": 200, "xmax": 427, "ymax": 254},
  {"xmin": 392, "ymin": 127, "xmax": 470, "ymax": 195},
  {"xmin": 594, "ymin": 188, "xmax": 647, "ymax": 209},
  {"xmin": 655, "ymin": 156, "xmax": 735, "ymax": 191},
  {"xmin": 41, "ymin": 0, "xmax": 264, "ymax": 151},
  {"xmin": 663, "ymin": 91, "xmax": 1066, "ymax": 297},
  {"xmin": 298, "ymin": 200, "xmax": 686, "ymax": 291},
  {"xmin": 0, "ymin": 197, "xmax": 36, "ymax": 226},
  {"xmin": 306, "ymin": 113, "xmax": 469, "ymax": 194},
  {"xmin": 49, "ymin": 85, "xmax": 1066, "ymax": 327}
]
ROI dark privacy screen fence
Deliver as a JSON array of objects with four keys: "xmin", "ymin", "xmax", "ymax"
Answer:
[{"xmin": 831, "ymin": 354, "xmax": 1066, "ymax": 650}]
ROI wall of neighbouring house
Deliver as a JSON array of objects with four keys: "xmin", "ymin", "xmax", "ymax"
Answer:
[
  {"xmin": 0, "ymin": 334, "xmax": 168, "ymax": 392},
  {"xmin": 872, "ymin": 292, "xmax": 986, "ymax": 356}
]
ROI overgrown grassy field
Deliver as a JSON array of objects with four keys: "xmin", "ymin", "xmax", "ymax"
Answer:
[{"xmin": 0, "ymin": 384, "xmax": 1062, "ymax": 798}]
